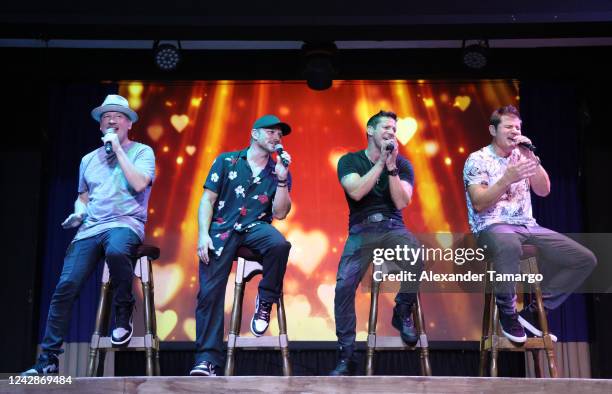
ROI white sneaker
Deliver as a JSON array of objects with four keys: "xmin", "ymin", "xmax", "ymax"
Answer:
[
  {"xmin": 111, "ymin": 317, "xmax": 133, "ymax": 345},
  {"xmin": 250, "ymin": 295, "xmax": 273, "ymax": 337}
]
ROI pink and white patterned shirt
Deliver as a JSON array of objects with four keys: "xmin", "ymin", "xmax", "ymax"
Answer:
[{"xmin": 463, "ymin": 145, "xmax": 537, "ymax": 234}]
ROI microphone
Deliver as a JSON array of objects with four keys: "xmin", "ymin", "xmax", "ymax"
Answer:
[
  {"xmin": 104, "ymin": 127, "xmax": 116, "ymax": 155},
  {"xmin": 274, "ymin": 144, "xmax": 290, "ymax": 167},
  {"xmin": 518, "ymin": 141, "xmax": 536, "ymax": 152},
  {"xmin": 385, "ymin": 142, "xmax": 395, "ymax": 152}
]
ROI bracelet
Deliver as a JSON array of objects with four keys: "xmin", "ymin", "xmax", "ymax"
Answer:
[{"xmin": 277, "ymin": 183, "xmax": 288, "ymax": 188}]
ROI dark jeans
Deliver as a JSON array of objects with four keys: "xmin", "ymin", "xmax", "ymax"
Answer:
[
  {"xmin": 41, "ymin": 227, "xmax": 141, "ymax": 355},
  {"xmin": 478, "ymin": 224, "xmax": 597, "ymax": 315},
  {"xmin": 194, "ymin": 223, "xmax": 291, "ymax": 367},
  {"xmin": 334, "ymin": 219, "xmax": 423, "ymax": 358}
]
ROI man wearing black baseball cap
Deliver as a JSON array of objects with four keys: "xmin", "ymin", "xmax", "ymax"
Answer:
[{"xmin": 191, "ymin": 114, "xmax": 293, "ymax": 376}]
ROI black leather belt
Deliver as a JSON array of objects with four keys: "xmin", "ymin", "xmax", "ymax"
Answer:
[{"xmin": 363, "ymin": 213, "xmax": 388, "ymax": 224}]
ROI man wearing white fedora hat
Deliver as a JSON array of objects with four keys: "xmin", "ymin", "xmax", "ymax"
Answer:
[{"xmin": 23, "ymin": 94, "xmax": 156, "ymax": 375}]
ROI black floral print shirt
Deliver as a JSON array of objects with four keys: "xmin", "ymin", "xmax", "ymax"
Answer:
[{"xmin": 203, "ymin": 147, "xmax": 292, "ymax": 257}]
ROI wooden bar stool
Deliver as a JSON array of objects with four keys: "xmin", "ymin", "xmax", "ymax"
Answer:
[
  {"xmin": 479, "ymin": 244, "xmax": 558, "ymax": 378},
  {"xmin": 87, "ymin": 244, "xmax": 161, "ymax": 377},
  {"xmin": 224, "ymin": 246, "xmax": 291, "ymax": 376},
  {"xmin": 365, "ymin": 263, "xmax": 431, "ymax": 376}
]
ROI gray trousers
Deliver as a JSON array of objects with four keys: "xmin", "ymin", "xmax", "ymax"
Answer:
[{"xmin": 478, "ymin": 224, "xmax": 596, "ymax": 315}]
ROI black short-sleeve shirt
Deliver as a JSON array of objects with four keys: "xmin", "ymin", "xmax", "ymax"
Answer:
[{"xmin": 337, "ymin": 150, "xmax": 414, "ymax": 228}]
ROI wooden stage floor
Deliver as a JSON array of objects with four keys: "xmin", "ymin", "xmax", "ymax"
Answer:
[{"xmin": 2, "ymin": 376, "xmax": 612, "ymax": 393}]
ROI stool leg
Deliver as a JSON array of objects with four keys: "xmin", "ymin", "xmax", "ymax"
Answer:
[
  {"xmin": 224, "ymin": 278, "xmax": 245, "ymax": 377},
  {"xmin": 479, "ymin": 278, "xmax": 493, "ymax": 376},
  {"xmin": 155, "ymin": 351, "xmax": 161, "ymax": 376},
  {"xmin": 150, "ymin": 261, "xmax": 161, "ymax": 376},
  {"xmin": 414, "ymin": 294, "xmax": 431, "ymax": 376},
  {"xmin": 531, "ymin": 258, "xmax": 558, "ymax": 378},
  {"xmin": 366, "ymin": 279, "xmax": 381, "ymax": 376},
  {"xmin": 490, "ymin": 300, "xmax": 500, "ymax": 378},
  {"xmin": 531, "ymin": 350, "xmax": 542, "ymax": 378},
  {"xmin": 147, "ymin": 279, "xmax": 161, "ymax": 376},
  {"xmin": 277, "ymin": 294, "xmax": 292, "ymax": 376},
  {"xmin": 87, "ymin": 278, "xmax": 111, "ymax": 377},
  {"xmin": 141, "ymin": 257, "xmax": 156, "ymax": 376}
]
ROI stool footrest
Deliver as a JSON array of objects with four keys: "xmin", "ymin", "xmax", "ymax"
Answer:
[
  {"xmin": 368, "ymin": 335, "xmax": 428, "ymax": 349},
  {"xmin": 233, "ymin": 336, "xmax": 287, "ymax": 349},
  {"xmin": 484, "ymin": 336, "xmax": 554, "ymax": 351},
  {"xmin": 89, "ymin": 336, "xmax": 159, "ymax": 351}
]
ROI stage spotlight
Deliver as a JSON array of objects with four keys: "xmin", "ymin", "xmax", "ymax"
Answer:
[
  {"xmin": 153, "ymin": 41, "xmax": 181, "ymax": 71},
  {"xmin": 461, "ymin": 40, "xmax": 489, "ymax": 70},
  {"xmin": 302, "ymin": 42, "xmax": 337, "ymax": 91}
]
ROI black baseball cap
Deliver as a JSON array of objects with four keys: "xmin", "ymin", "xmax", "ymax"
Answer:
[{"xmin": 252, "ymin": 114, "xmax": 291, "ymax": 136}]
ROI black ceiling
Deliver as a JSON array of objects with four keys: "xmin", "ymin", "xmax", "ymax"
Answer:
[{"xmin": 2, "ymin": 0, "xmax": 612, "ymax": 40}]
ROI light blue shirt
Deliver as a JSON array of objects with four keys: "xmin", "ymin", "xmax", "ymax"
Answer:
[{"xmin": 74, "ymin": 142, "xmax": 155, "ymax": 242}]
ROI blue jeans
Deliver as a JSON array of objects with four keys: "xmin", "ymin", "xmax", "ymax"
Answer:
[
  {"xmin": 334, "ymin": 219, "xmax": 423, "ymax": 358},
  {"xmin": 41, "ymin": 227, "xmax": 141, "ymax": 355},
  {"xmin": 194, "ymin": 223, "xmax": 291, "ymax": 367}
]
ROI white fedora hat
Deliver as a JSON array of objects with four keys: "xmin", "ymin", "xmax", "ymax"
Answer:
[{"xmin": 91, "ymin": 94, "xmax": 139, "ymax": 123}]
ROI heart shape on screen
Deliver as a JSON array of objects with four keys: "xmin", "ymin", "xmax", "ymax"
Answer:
[
  {"xmin": 317, "ymin": 283, "xmax": 336, "ymax": 319},
  {"xmin": 155, "ymin": 309, "xmax": 178, "ymax": 340},
  {"xmin": 170, "ymin": 114, "xmax": 189, "ymax": 133},
  {"xmin": 147, "ymin": 125, "xmax": 163, "ymax": 141},
  {"xmin": 183, "ymin": 318, "xmax": 196, "ymax": 341},
  {"xmin": 453, "ymin": 96, "xmax": 471, "ymax": 111},
  {"xmin": 185, "ymin": 145, "xmax": 197, "ymax": 156},
  {"xmin": 287, "ymin": 228, "xmax": 329, "ymax": 276},
  {"xmin": 396, "ymin": 117, "xmax": 418, "ymax": 145},
  {"xmin": 152, "ymin": 263, "xmax": 184, "ymax": 308}
]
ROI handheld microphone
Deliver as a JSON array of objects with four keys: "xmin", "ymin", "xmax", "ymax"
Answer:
[
  {"xmin": 104, "ymin": 127, "xmax": 116, "ymax": 155},
  {"xmin": 385, "ymin": 142, "xmax": 395, "ymax": 152},
  {"xmin": 274, "ymin": 144, "xmax": 290, "ymax": 167},
  {"xmin": 518, "ymin": 141, "xmax": 536, "ymax": 152}
]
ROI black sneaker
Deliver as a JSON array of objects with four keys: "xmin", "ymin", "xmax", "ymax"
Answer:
[
  {"xmin": 250, "ymin": 295, "xmax": 273, "ymax": 337},
  {"xmin": 111, "ymin": 305, "xmax": 134, "ymax": 346},
  {"xmin": 22, "ymin": 353, "xmax": 59, "ymax": 376},
  {"xmin": 391, "ymin": 303, "xmax": 419, "ymax": 346},
  {"xmin": 518, "ymin": 307, "xmax": 558, "ymax": 342},
  {"xmin": 189, "ymin": 360, "xmax": 218, "ymax": 376},
  {"xmin": 329, "ymin": 358, "xmax": 356, "ymax": 376},
  {"xmin": 498, "ymin": 309, "xmax": 527, "ymax": 343}
]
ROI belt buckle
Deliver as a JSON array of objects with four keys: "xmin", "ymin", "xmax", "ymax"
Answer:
[{"xmin": 368, "ymin": 213, "xmax": 384, "ymax": 223}]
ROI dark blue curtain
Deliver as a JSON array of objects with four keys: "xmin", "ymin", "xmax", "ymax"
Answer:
[
  {"xmin": 520, "ymin": 81, "xmax": 589, "ymax": 343},
  {"xmin": 38, "ymin": 83, "xmax": 118, "ymax": 343}
]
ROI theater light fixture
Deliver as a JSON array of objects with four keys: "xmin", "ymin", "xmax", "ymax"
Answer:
[
  {"xmin": 153, "ymin": 41, "xmax": 182, "ymax": 71},
  {"xmin": 461, "ymin": 40, "xmax": 489, "ymax": 70},
  {"xmin": 302, "ymin": 42, "xmax": 337, "ymax": 91}
]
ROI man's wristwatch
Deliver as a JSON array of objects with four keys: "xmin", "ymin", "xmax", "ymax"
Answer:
[{"xmin": 388, "ymin": 167, "xmax": 399, "ymax": 177}]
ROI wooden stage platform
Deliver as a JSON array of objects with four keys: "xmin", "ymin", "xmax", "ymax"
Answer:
[{"xmin": 2, "ymin": 376, "xmax": 612, "ymax": 393}]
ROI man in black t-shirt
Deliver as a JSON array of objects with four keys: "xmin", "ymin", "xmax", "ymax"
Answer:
[{"xmin": 330, "ymin": 110, "xmax": 423, "ymax": 376}]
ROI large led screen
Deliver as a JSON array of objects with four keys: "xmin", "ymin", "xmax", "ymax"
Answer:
[{"xmin": 119, "ymin": 80, "xmax": 519, "ymax": 342}]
